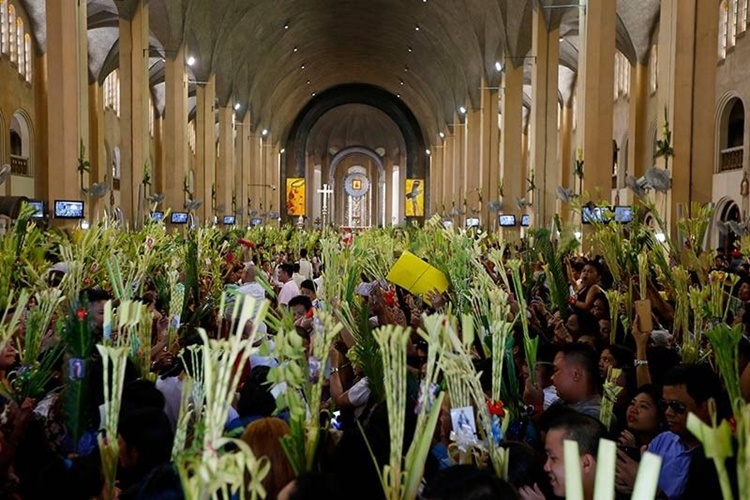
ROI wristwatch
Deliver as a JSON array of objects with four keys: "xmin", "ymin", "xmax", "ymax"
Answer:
[{"xmin": 634, "ymin": 359, "xmax": 648, "ymax": 367}]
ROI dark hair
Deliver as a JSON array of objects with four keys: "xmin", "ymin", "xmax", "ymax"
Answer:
[
  {"xmin": 603, "ymin": 344, "xmax": 634, "ymax": 369},
  {"xmin": 503, "ymin": 441, "xmax": 552, "ymax": 495},
  {"xmin": 238, "ymin": 367, "xmax": 276, "ymax": 418},
  {"xmin": 80, "ymin": 287, "xmax": 111, "ymax": 304},
  {"xmin": 300, "ymin": 279, "xmax": 316, "ymax": 293},
  {"xmin": 548, "ymin": 411, "xmax": 607, "ymax": 457},
  {"xmin": 287, "ymin": 472, "xmax": 346, "ymax": 500},
  {"xmin": 300, "ymin": 248, "xmax": 308, "ymax": 258},
  {"xmin": 279, "ymin": 263, "xmax": 294, "ymax": 277},
  {"xmin": 118, "ymin": 408, "xmax": 174, "ymax": 474},
  {"xmin": 137, "ymin": 463, "xmax": 184, "ymax": 500},
  {"xmin": 120, "ymin": 380, "xmax": 165, "ymax": 420},
  {"xmin": 557, "ymin": 343, "xmax": 601, "ymax": 390},
  {"xmin": 574, "ymin": 311, "xmax": 600, "ymax": 337},
  {"xmin": 662, "ymin": 364, "xmax": 722, "ymax": 406},
  {"xmin": 584, "ymin": 259, "xmax": 604, "ymax": 276},
  {"xmin": 421, "ymin": 464, "xmax": 519, "ymax": 500},
  {"xmin": 289, "ymin": 295, "xmax": 313, "ymax": 311}
]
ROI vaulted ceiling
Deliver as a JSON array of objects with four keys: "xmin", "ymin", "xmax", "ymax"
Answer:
[{"xmin": 19, "ymin": 0, "xmax": 663, "ymax": 146}]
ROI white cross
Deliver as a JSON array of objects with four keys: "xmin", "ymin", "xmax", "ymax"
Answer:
[{"xmin": 318, "ymin": 183, "xmax": 334, "ymax": 226}]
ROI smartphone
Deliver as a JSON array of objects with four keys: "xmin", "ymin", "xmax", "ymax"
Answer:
[{"xmin": 618, "ymin": 445, "xmax": 641, "ymax": 461}]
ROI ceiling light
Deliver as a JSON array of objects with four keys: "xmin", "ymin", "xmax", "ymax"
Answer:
[
  {"xmin": 459, "ymin": 106, "xmax": 467, "ymax": 114},
  {"xmin": 234, "ymin": 103, "xmax": 241, "ymax": 110},
  {"xmin": 400, "ymin": 79, "xmax": 404, "ymax": 86},
  {"xmin": 311, "ymin": 92, "xmax": 316, "ymax": 96},
  {"xmin": 397, "ymin": 94, "xmax": 401, "ymax": 98},
  {"xmin": 307, "ymin": 80, "xmax": 311, "ymax": 85},
  {"xmin": 495, "ymin": 61, "xmax": 503, "ymax": 72},
  {"xmin": 284, "ymin": 22, "xmax": 289, "ymax": 29},
  {"xmin": 261, "ymin": 129, "xmax": 268, "ymax": 136},
  {"xmin": 301, "ymin": 64, "xmax": 306, "ymax": 70},
  {"xmin": 425, "ymin": 149, "xmax": 431, "ymax": 155},
  {"xmin": 408, "ymin": 46, "xmax": 413, "ymax": 53},
  {"xmin": 186, "ymin": 56, "xmax": 196, "ymax": 66},
  {"xmin": 439, "ymin": 132, "xmax": 445, "ymax": 139},
  {"xmin": 559, "ymin": 36, "xmax": 564, "ymax": 42},
  {"xmin": 280, "ymin": 148, "xmax": 286, "ymax": 153},
  {"xmin": 415, "ymin": 24, "xmax": 420, "ymax": 31},
  {"xmin": 293, "ymin": 47, "xmax": 298, "ymax": 52},
  {"xmin": 404, "ymin": 65, "xmax": 409, "ymax": 72}
]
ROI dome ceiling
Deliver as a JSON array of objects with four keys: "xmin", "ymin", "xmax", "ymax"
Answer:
[{"xmin": 20, "ymin": 0, "xmax": 663, "ymax": 146}]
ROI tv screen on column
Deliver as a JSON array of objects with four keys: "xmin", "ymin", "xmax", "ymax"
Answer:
[{"xmin": 54, "ymin": 200, "xmax": 84, "ymax": 219}]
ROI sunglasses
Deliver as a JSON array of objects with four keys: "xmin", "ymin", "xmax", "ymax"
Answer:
[{"xmin": 659, "ymin": 399, "xmax": 688, "ymax": 414}]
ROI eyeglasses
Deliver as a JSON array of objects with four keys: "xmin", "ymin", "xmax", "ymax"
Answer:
[{"xmin": 659, "ymin": 399, "xmax": 688, "ymax": 414}]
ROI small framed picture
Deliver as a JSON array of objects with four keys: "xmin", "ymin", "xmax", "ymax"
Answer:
[
  {"xmin": 352, "ymin": 179, "xmax": 362, "ymax": 190},
  {"xmin": 450, "ymin": 406, "xmax": 477, "ymax": 436},
  {"xmin": 68, "ymin": 358, "xmax": 87, "ymax": 381}
]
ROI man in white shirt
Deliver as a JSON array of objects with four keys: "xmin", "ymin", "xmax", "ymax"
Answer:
[
  {"xmin": 298, "ymin": 248, "xmax": 313, "ymax": 280},
  {"xmin": 277, "ymin": 263, "xmax": 301, "ymax": 307}
]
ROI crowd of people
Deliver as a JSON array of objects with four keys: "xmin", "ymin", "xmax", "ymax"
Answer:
[{"xmin": 0, "ymin": 215, "xmax": 747, "ymax": 499}]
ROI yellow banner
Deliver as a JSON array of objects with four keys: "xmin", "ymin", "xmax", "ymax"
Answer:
[
  {"xmin": 286, "ymin": 178, "xmax": 305, "ymax": 216},
  {"xmin": 386, "ymin": 251, "xmax": 449, "ymax": 296}
]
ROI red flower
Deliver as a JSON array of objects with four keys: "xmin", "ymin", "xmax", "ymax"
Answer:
[
  {"xmin": 384, "ymin": 289, "xmax": 396, "ymax": 307},
  {"xmin": 76, "ymin": 308, "xmax": 88, "ymax": 321},
  {"xmin": 487, "ymin": 400, "xmax": 505, "ymax": 417},
  {"xmin": 83, "ymin": 277, "xmax": 92, "ymax": 286}
]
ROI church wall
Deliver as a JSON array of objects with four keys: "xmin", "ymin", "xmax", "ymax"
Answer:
[{"xmin": 0, "ymin": 1, "xmax": 36, "ymax": 198}]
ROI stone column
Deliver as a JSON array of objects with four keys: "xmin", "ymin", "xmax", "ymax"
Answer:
[
  {"xmin": 628, "ymin": 62, "xmax": 649, "ymax": 183},
  {"xmin": 577, "ymin": 0, "xmax": 616, "ymax": 204},
  {"xmin": 44, "ymin": 0, "xmax": 86, "ymax": 210},
  {"xmin": 442, "ymin": 132, "xmax": 455, "ymax": 210},
  {"xmin": 385, "ymin": 155, "xmax": 394, "ymax": 225},
  {"xmin": 530, "ymin": 9, "xmax": 560, "ymax": 226},
  {"xmin": 217, "ymin": 105, "xmax": 234, "ymax": 218},
  {"xmin": 237, "ymin": 113, "xmax": 251, "ymax": 224},
  {"xmin": 500, "ymin": 58, "xmax": 524, "ymax": 233},
  {"xmin": 658, "ymin": 0, "xmax": 719, "ymax": 233},
  {"xmin": 195, "ymin": 75, "xmax": 216, "ymax": 222},
  {"xmin": 163, "ymin": 45, "xmax": 188, "ymax": 215},
  {"xmin": 247, "ymin": 129, "xmax": 262, "ymax": 215},
  {"xmin": 559, "ymin": 102, "xmax": 574, "ymax": 219},
  {"xmin": 481, "ymin": 87, "xmax": 500, "ymax": 227},
  {"xmin": 466, "ymin": 103, "xmax": 482, "ymax": 222},
  {"xmin": 119, "ymin": 0, "xmax": 150, "ymax": 226}
]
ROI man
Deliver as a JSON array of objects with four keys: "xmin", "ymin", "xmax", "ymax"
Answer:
[
  {"xmin": 277, "ymin": 263, "xmax": 300, "ymax": 307},
  {"xmin": 298, "ymin": 248, "xmax": 313, "ymax": 280},
  {"xmin": 547, "ymin": 344, "xmax": 602, "ymax": 421},
  {"xmin": 616, "ymin": 363, "xmax": 725, "ymax": 499},
  {"xmin": 525, "ymin": 411, "xmax": 605, "ymax": 500},
  {"xmin": 236, "ymin": 264, "xmax": 267, "ymax": 334},
  {"xmin": 289, "ymin": 295, "xmax": 314, "ymax": 334},
  {"xmin": 292, "ymin": 263, "xmax": 305, "ymax": 288}
]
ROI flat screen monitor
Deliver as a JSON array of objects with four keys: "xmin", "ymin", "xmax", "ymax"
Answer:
[
  {"xmin": 466, "ymin": 217, "xmax": 480, "ymax": 228},
  {"xmin": 170, "ymin": 212, "xmax": 189, "ymax": 224},
  {"xmin": 521, "ymin": 214, "xmax": 531, "ymax": 227},
  {"xmin": 499, "ymin": 215, "xmax": 517, "ymax": 227},
  {"xmin": 614, "ymin": 205, "xmax": 634, "ymax": 223},
  {"xmin": 54, "ymin": 200, "xmax": 84, "ymax": 219},
  {"xmin": 150, "ymin": 211, "xmax": 164, "ymax": 221},
  {"xmin": 223, "ymin": 215, "xmax": 236, "ymax": 225},
  {"xmin": 582, "ymin": 206, "xmax": 611, "ymax": 224},
  {"xmin": 251, "ymin": 218, "xmax": 263, "ymax": 226},
  {"xmin": 26, "ymin": 200, "xmax": 44, "ymax": 218}
]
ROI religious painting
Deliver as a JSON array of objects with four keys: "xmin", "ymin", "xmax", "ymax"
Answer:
[
  {"xmin": 404, "ymin": 179, "xmax": 424, "ymax": 217},
  {"xmin": 352, "ymin": 179, "xmax": 362, "ymax": 191},
  {"xmin": 286, "ymin": 178, "xmax": 306, "ymax": 216}
]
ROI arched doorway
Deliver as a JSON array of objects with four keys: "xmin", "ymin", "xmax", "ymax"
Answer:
[
  {"xmin": 327, "ymin": 146, "xmax": 386, "ymax": 228},
  {"xmin": 715, "ymin": 198, "xmax": 742, "ymax": 258},
  {"xmin": 9, "ymin": 110, "xmax": 32, "ymax": 177}
]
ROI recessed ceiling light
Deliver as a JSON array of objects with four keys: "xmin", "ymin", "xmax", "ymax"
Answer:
[
  {"xmin": 459, "ymin": 106, "xmax": 467, "ymax": 114},
  {"xmin": 397, "ymin": 94, "xmax": 401, "ymax": 98},
  {"xmin": 301, "ymin": 64, "xmax": 305, "ymax": 70},
  {"xmin": 415, "ymin": 24, "xmax": 420, "ymax": 31},
  {"xmin": 311, "ymin": 92, "xmax": 316, "ymax": 96},
  {"xmin": 439, "ymin": 132, "xmax": 445, "ymax": 139},
  {"xmin": 559, "ymin": 36, "xmax": 564, "ymax": 42},
  {"xmin": 234, "ymin": 103, "xmax": 241, "ymax": 110},
  {"xmin": 408, "ymin": 46, "xmax": 413, "ymax": 53},
  {"xmin": 307, "ymin": 80, "xmax": 311, "ymax": 85},
  {"xmin": 186, "ymin": 56, "xmax": 196, "ymax": 66},
  {"xmin": 425, "ymin": 149, "xmax": 431, "ymax": 155},
  {"xmin": 284, "ymin": 22, "xmax": 289, "ymax": 30},
  {"xmin": 261, "ymin": 129, "xmax": 268, "ymax": 136},
  {"xmin": 293, "ymin": 47, "xmax": 298, "ymax": 52},
  {"xmin": 495, "ymin": 61, "xmax": 503, "ymax": 72},
  {"xmin": 400, "ymin": 79, "xmax": 404, "ymax": 86},
  {"xmin": 280, "ymin": 148, "xmax": 286, "ymax": 153}
]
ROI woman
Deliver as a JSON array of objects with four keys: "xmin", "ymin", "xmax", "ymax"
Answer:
[
  {"xmin": 241, "ymin": 418, "xmax": 295, "ymax": 499},
  {"xmin": 617, "ymin": 384, "xmax": 663, "ymax": 449},
  {"xmin": 569, "ymin": 260, "xmax": 604, "ymax": 314}
]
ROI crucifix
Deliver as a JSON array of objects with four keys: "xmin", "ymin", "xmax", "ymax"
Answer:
[{"xmin": 318, "ymin": 183, "xmax": 334, "ymax": 227}]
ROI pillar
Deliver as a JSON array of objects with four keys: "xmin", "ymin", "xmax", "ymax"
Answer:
[
  {"xmin": 195, "ymin": 74, "xmax": 216, "ymax": 222},
  {"xmin": 442, "ymin": 132, "xmax": 455, "ymax": 211},
  {"xmin": 44, "ymin": 0, "xmax": 86, "ymax": 208},
  {"xmin": 628, "ymin": 62, "xmax": 649, "ymax": 183},
  {"xmin": 500, "ymin": 58, "xmax": 524, "ymax": 232},
  {"xmin": 385, "ymin": 155, "xmax": 394, "ymax": 225},
  {"xmin": 559, "ymin": 102, "xmax": 574, "ymax": 220},
  {"xmin": 163, "ymin": 45, "xmax": 188, "ymax": 215},
  {"xmin": 577, "ymin": 0, "xmax": 616, "ymax": 204},
  {"xmin": 119, "ymin": 0, "xmax": 150, "ymax": 226},
  {"xmin": 236, "ymin": 113, "xmax": 250, "ymax": 224},
  {"xmin": 466, "ymin": 100, "xmax": 483, "ymax": 223},
  {"xmin": 247, "ymin": 128, "xmax": 262, "ymax": 215},
  {"xmin": 217, "ymin": 105, "xmax": 234, "ymax": 218},
  {"xmin": 657, "ymin": 0, "xmax": 719, "ymax": 233},
  {"xmin": 481, "ymin": 87, "xmax": 500, "ymax": 228},
  {"xmin": 88, "ymin": 82, "xmax": 106, "ymax": 219},
  {"xmin": 530, "ymin": 9, "xmax": 560, "ymax": 226}
]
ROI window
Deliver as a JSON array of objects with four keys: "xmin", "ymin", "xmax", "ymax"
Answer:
[
  {"xmin": 103, "ymin": 70, "xmax": 121, "ymax": 116},
  {"xmin": 649, "ymin": 44, "xmax": 658, "ymax": 93},
  {"xmin": 720, "ymin": 1, "xmax": 729, "ymax": 59},
  {"xmin": 23, "ymin": 33, "xmax": 30, "ymax": 81},
  {"xmin": 614, "ymin": 55, "xmax": 620, "ymax": 99},
  {"xmin": 731, "ymin": 0, "xmax": 738, "ymax": 46},
  {"xmin": 1, "ymin": 0, "xmax": 8, "ymax": 55},
  {"xmin": 8, "ymin": 3, "xmax": 15, "ymax": 62},
  {"xmin": 742, "ymin": 0, "xmax": 749, "ymax": 33},
  {"xmin": 16, "ymin": 17, "xmax": 23, "ymax": 76},
  {"xmin": 621, "ymin": 55, "xmax": 631, "ymax": 97},
  {"xmin": 188, "ymin": 120, "xmax": 196, "ymax": 154},
  {"xmin": 572, "ymin": 95, "xmax": 577, "ymax": 130}
]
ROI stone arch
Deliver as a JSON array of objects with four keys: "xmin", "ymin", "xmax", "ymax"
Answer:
[
  {"xmin": 326, "ymin": 146, "xmax": 386, "ymax": 227},
  {"xmin": 10, "ymin": 108, "xmax": 33, "ymax": 175},
  {"xmin": 715, "ymin": 92, "xmax": 745, "ymax": 173},
  {"xmin": 710, "ymin": 196, "xmax": 742, "ymax": 254}
]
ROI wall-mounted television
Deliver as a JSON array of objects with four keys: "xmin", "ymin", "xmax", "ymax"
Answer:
[
  {"xmin": 223, "ymin": 215, "xmax": 236, "ymax": 225},
  {"xmin": 150, "ymin": 211, "xmax": 164, "ymax": 221},
  {"xmin": 26, "ymin": 200, "xmax": 44, "ymax": 218},
  {"xmin": 521, "ymin": 214, "xmax": 531, "ymax": 227},
  {"xmin": 582, "ymin": 206, "xmax": 612, "ymax": 224},
  {"xmin": 54, "ymin": 200, "xmax": 84, "ymax": 219},
  {"xmin": 466, "ymin": 217, "xmax": 480, "ymax": 228},
  {"xmin": 498, "ymin": 214, "xmax": 516, "ymax": 227},
  {"xmin": 170, "ymin": 212, "xmax": 189, "ymax": 224},
  {"xmin": 613, "ymin": 205, "xmax": 634, "ymax": 223}
]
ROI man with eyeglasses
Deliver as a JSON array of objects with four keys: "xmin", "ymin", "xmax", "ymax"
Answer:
[{"xmin": 618, "ymin": 364, "xmax": 724, "ymax": 499}]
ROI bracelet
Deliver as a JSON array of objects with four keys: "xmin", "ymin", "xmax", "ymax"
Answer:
[
  {"xmin": 634, "ymin": 359, "xmax": 649, "ymax": 367},
  {"xmin": 331, "ymin": 367, "xmax": 340, "ymax": 374}
]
